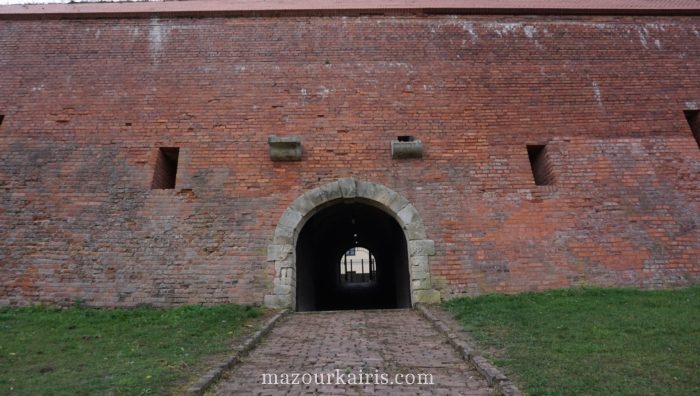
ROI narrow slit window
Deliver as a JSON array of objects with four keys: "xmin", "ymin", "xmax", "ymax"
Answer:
[
  {"xmin": 151, "ymin": 147, "xmax": 179, "ymax": 189},
  {"xmin": 684, "ymin": 110, "xmax": 700, "ymax": 149},
  {"xmin": 527, "ymin": 145, "xmax": 554, "ymax": 186},
  {"xmin": 0, "ymin": 115, "xmax": 4, "ymax": 126}
]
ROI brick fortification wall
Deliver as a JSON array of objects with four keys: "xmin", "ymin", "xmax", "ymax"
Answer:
[{"xmin": 0, "ymin": 13, "xmax": 699, "ymax": 306}]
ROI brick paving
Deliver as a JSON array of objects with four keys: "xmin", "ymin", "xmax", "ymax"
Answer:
[{"xmin": 214, "ymin": 309, "xmax": 494, "ymax": 395}]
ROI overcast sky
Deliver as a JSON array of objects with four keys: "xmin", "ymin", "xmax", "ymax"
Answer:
[{"xmin": 0, "ymin": 0, "xmax": 162, "ymax": 4}]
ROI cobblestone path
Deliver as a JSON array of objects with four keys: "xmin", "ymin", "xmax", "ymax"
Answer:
[{"xmin": 214, "ymin": 309, "xmax": 495, "ymax": 395}]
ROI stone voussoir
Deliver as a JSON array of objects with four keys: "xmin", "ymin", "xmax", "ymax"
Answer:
[{"xmin": 338, "ymin": 177, "xmax": 357, "ymax": 198}]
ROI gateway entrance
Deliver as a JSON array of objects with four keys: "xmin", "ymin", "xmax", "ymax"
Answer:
[{"xmin": 295, "ymin": 202, "xmax": 411, "ymax": 311}]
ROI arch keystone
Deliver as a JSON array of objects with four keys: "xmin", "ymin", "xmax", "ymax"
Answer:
[{"xmin": 338, "ymin": 178, "xmax": 357, "ymax": 198}]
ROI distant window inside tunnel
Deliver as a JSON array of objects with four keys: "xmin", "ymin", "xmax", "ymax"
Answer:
[{"xmin": 339, "ymin": 247, "xmax": 376, "ymax": 284}]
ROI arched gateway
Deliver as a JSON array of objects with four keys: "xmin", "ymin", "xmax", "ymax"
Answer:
[{"xmin": 265, "ymin": 178, "xmax": 440, "ymax": 310}]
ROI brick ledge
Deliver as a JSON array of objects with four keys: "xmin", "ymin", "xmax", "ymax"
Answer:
[{"xmin": 2, "ymin": 0, "xmax": 700, "ymax": 19}]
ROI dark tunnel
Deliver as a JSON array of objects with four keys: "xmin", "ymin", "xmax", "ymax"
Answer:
[{"xmin": 295, "ymin": 201, "xmax": 411, "ymax": 312}]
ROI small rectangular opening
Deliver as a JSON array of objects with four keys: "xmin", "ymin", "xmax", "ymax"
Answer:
[
  {"xmin": 527, "ymin": 145, "xmax": 554, "ymax": 186},
  {"xmin": 397, "ymin": 135, "xmax": 414, "ymax": 142},
  {"xmin": 0, "ymin": 115, "xmax": 4, "ymax": 126},
  {"xmin": 684, "ymin": 110, "xmax": 700, "ymax": 149},
  {"xmin": 151, "ymin": 147, "xmax": 179, "ymax": 189}
]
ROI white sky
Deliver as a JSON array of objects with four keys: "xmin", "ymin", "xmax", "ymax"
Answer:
[
  {"xmin": 0, "ymin": 0, "xmax": 162, "ymax": 5},
  {"xmin": 340, "ymin": 247, "xmax": 374, "ymax": 275}
]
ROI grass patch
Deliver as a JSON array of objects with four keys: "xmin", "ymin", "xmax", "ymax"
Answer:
[
  {"xmin": 444, "ymin": 287, "xmax": 700, "ymax": 396},
  {"xmin": 0, "ymin": 304, "xmax": 262, "ymax": 395}
]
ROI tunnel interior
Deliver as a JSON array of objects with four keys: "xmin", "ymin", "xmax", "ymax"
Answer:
[{"xmin": 295, "ymin": 201, "xmax": 411, "ymax": 312}]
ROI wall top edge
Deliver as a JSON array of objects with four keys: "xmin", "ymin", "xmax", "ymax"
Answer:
[{"xmin": 2, "ymin": 0, "xmax": 700, "ymax": 19}]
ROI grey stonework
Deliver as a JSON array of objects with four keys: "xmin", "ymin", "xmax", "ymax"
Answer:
[
  {"xmin": 391, "ymin": 140, "xmax": 424, "ymax": 159},
  {"xmin": 265, "ymin": 178, "xmax": 440, "ymax": 308},
  {"xmin": 268, "ymin": 135, "xmax": 302, "ymax": 161}
]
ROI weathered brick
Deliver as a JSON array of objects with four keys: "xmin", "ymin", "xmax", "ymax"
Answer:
[{"xmin": 0, "ymin": 11, "xmax": 698, "ymax": 307}]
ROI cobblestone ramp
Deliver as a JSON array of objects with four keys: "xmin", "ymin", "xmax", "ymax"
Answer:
[{"xmin": 214, "ymin": 309, "xmax": 495, "ymax": 395}]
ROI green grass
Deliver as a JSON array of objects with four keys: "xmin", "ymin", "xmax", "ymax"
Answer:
[
  {"xmin": 0, "ymin": 304, "xmax": 262, "ymax": 395},
  {"xmin": 444, "ymin": 287, "xmax": 700, "ymax": 396}
]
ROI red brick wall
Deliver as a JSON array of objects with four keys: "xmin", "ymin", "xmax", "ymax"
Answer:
[{"xmin": 0, "ymin": 15, "xmax": 699, "ymax": 306}]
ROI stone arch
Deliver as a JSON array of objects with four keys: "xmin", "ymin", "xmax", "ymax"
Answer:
[{"xmin": 264, "ymin": 178, "xmax": 440, "ymax": 309}]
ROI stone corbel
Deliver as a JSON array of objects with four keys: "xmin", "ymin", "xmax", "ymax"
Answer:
[
  {"xmin": 391, "ymin": 138, "xmax": 423, "ymax": 159},
  {"xmin": 268, "ymin": 135, "xmax": 302, "ymax": 161}
]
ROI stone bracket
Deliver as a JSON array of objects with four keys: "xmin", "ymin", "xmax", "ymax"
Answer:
[
  {"xmin": 391, "ymin": 140, "xmax": 423, "ymax": 159},
  {"xmin": 268, "ymin": 135, "xmax": 302, "ymax": 161}
]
